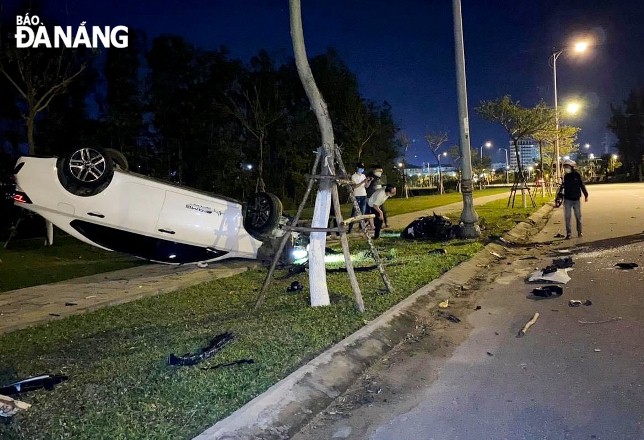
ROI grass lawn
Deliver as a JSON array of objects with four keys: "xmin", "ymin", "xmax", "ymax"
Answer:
[
  {"xmin": 0, "ymin": 235, "xmax": 144, "ymax": 292},
  {"xmin": 0, "ymin": 196, "xmax": 549, "ymax": 440},
  {"xmin": 298, "ymin": 186, "xmax": 509, "ymax": 219}
]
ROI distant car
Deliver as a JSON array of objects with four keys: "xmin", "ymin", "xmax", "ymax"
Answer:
[{"xmin": 12, "ymin": 147, "xmax": 286, "ymax": 264}]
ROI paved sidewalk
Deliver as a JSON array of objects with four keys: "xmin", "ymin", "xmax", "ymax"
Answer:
[
  {"xmin": 0, "ymin": 259, "xmax": 258, "ymax": 335},
  {"xmin": 386, "ymin": 191, "xmax": 510, "ymax": 229}
]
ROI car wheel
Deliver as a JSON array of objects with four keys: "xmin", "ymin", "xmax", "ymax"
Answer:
[
  {"xmin": 62, "ymin": 147, "xmax": 114, "ymax": 188},
  {"xmin": 244, "ymin": 192, "xmax": 283, "ymax": 234},
  {"xmin": 104, "ymin": 148, "xmax": 129, "ymax": 171}
]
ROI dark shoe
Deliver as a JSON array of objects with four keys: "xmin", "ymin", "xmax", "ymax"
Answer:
[{"xmin": 565, "ymin": 234, "xmax": 571, "ymax": 240}]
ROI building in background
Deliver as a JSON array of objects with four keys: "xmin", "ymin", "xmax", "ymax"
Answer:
[{"xmin": 508, "ymin": 138, "xmax": 540, "ymax": 170}]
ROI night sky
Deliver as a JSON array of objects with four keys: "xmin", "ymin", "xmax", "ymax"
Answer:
[{"xmin": 11, "ymin": 0, "xmax": 644, "ymax": 166}]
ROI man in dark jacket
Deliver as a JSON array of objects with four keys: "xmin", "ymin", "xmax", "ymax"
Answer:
[{"xmin": 557, "ymin": 159, "xmax": 589, "ymax": 239}]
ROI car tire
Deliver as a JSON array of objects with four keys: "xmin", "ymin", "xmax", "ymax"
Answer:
[
  {"xmin": 104, "ymin": 148, "xmax": 129, "ymax": 171},
  {"xmin": 62, "ymin": 147, "xmax": 114, "ymax": 188},
  {"xmin": 244, "ymin": 192, "xmax": 283, "ymax": 235}
]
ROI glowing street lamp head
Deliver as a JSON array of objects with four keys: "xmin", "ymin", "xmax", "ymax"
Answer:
[
  {"xmin": 574, "ymin": 41, "xmax": 589, "ymax": 53},
  {"xmin": 566, "ymin": 102, "xmax": 581, "ymax": 115},
  {"xmin": 485, "ymin": 141, "xmax": 492, "ymax": 148}
]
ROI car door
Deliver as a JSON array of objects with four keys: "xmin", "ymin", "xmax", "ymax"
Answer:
[{"xmin": 155, "ymin": 190, "xmax": 242, "ymax": 250}]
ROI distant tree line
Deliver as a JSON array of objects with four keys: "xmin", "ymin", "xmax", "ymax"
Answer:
[{"xmin": 1, "ymin": 13, "xmax": 400, "ymax": 208}]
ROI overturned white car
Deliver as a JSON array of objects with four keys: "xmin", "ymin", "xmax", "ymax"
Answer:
[{"xmin": 12, "ymin": 147, "xmax": 287, "ymax": 264}]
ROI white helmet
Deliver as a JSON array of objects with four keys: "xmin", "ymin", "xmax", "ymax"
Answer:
[{"xmin": 562, "ymin": 159, "xmax": 576, "ymax": 167}]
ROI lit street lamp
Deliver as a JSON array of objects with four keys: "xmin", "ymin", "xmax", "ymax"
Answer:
[
  {"xmin": 480, "ymin": 141, "xmax": 492, "ymax": 160},
  {"xmin": 551, "ymin": 39, "xmax": 589, "ymax": 184}
]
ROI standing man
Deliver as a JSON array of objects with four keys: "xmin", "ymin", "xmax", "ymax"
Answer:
[
  {"xmin": 367, "ymin": 184, "xmax": 397, "ymax": 239},
  {"xmin": 348, "ymin": 162, "xmax": 371, "ymax": 233},
  {"xmin": 557, "ymin": 159, "xmax": 589, "ymax": 239}
]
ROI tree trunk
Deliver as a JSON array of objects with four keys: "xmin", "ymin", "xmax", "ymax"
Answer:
[
  {"xmin": 289, "ymin": 0, "xmax": 333, "ymax": 307},
  {"xmin": 27, "ymin": 111, "xmax": 36, "ymax": 156}
]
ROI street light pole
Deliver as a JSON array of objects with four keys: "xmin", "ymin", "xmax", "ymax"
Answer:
[
  {"xmin": 552, "ymin": 49, "xmax": 564, "ymax": 185},
  {"xmin": 452, "ymin": 0, "xmax": 479, "ymax": 238}
]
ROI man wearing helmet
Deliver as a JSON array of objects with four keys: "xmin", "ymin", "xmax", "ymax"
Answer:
[{"xmin": 557, "ymin": 159, "xmax": 589, "ymax": 239}]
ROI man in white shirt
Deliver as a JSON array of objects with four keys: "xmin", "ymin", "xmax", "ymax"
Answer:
[
  {"xmin": 367, "ymin": 184, "xmax": 396, "ymax": 238},
  {"xmin": 348, "ymin": 162, "xmax": 371, "ymax": 233}
]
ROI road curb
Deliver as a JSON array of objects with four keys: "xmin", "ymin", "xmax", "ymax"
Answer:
[{"xmin": 194, "ymin": 203, "xmax": 555, "ymax": 440}]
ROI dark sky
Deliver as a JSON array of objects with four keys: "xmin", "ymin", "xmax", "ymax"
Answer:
[{"xmin": 12, "ymin": 0, "xmax": 644, "ymax": 165}]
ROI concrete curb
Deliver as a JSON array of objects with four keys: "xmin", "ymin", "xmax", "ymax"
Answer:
[{"xmin": 194, "ymin": 203, "xmax": 555, "ymax": 440}]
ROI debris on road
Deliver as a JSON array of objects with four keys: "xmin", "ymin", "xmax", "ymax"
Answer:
[
  {"xmin": 438, "ymin": 299, "xmax": 449, "ymax": 308},
  {"xmin": 553, "ymin": 257, "xmax": 574, "ymax": 268},
  {"xmin": 475, "ymin": 305, "xmax": 482, "ymax": 310},
  {"xmin": 578, "ymin": 317, "xmax": 622, "ymax": 325},
  {"xmin": 528, "ymin": 268, "xmax": 572, "ymax": 284},
  {"xmin": 568, "ymin": 299, "xmax": 592, "ymax": 307},
  {"xmin": 64, "ymin": 302, "xmax": 77, "ymax": 307},
  {"xmin": 518, "ymin": 312, "xmax": 540, "ymax": 337},
  {"xmin": 615, "ymin": 262, "xmax": 638, "ymax": 269},
  {"xmin": 437, "ymin": 311, "xmax": 461, "ymax": 323},
  {"xmin": 489, "ymin": 251, "xmax": 504, "ymax": 259},
  {"xmin": 0, "ymin": 375, "xmax": 68, "ymax": 396},
  {"xmin": 168, "ymin": 331, "xmax": 235, "ymax": 366},
  {"xmin": 531, "ymin": 285, "xmax": 563, "ymax": 298},
  {"xmin": 594, "ymin": 348, "xmax": 602, "ymax": 352}
]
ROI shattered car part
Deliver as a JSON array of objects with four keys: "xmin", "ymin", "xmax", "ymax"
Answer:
[
  {"xmin": 553, "ymin": 257, "xmax": 574, "ymax": 269},
  {"xmin": 518, "ymin": 312, "xmax": 540, "ymax": 337},
  {"xmin": 401, "ymin": 213, "xmax": 457, "ymax": 241},
  {"xmin": 569, "ymin": 299, "xmax": 592, "ymax": 307},
  {"xmin": 532, "ymin": 285, "xmax": 563, "ymax": 297},
  {"xmin": 615, "ymin": 263, "xmax": 638, "ymax": 270},
  {"xmin": 0, "ymin": 395, "xmax": 31, "ymax": 418},
  {"xmin": 0, "ymin": 374, "xmax": 68, "ymax": 396},
  {"xmin": 528, "ymin": 268, "xmax": 572, "ymax": 284},
  {"xmin": 168, "ymin": 332, "xmax": 235, "ymax": 366}
]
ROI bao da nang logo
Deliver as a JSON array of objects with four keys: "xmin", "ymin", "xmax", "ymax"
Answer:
[{"xmin": 15, "ymin": 14, "xmax": 128, "ymax": 48}]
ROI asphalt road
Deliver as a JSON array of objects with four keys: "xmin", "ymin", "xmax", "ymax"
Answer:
[{"xmin": 293, "ymin": 182, "xmax": 644, "ymax": 440}]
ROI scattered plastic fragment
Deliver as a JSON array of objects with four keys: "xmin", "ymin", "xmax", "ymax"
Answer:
[
  {"xmin": 553, "ymin": 257, "xmax": 574, "ymax": 268},
  {"xmin": 0, "ymin": 375, "xmax": 68, "ymax": 396},
  {"xmin": 518, "ymin": 312, "xmax": 540, "ymax": 337},
  {"xmin": 489, "ymin": 251, "xmax": 504, "ymax": 259},
  {"xmin": 615, "ymin": 262, "xmax": 638, "ymax": 269},
  {"xmin": 168, "ymin": 332, "xmax": 235, "ymax": 366},
  {"xmin": 594, "ymin": 348, "xmax": 601, "ymax": 352},
  {"xmin": 578, "ymin": 317, "xmax": 622, "ymax": 325},
  {"xmin": 486, "ymin": 352, "xmax": 494, "ymax": 357},
  {"xmin": 528, "ymin": 268, "xmax": 572, "ymax": 284},
  {"xmin": 196, "ymin": 262, "xmax": 208, "ymax": 268},
  {"xmin": 438, "ymin": 299, "xmax": 449, "ymax": 308},
  {"xmin": 542, "ymin": 265, "xmax": 558, "ymax": 275},
  {"xmin": 569, "ymin": 299, "xmax": 592, "ymax": 307},
  {"xmin": 532, "ymin": 285, "xmax": 563, "ymax": 298},
  {"xmin": 445, "ymin": 314, "xmax": 461, "ymax": 323}
]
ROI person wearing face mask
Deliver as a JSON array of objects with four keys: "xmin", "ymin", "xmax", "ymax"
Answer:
[
  {"xmin": 556, "ymin": 159, "xmax": 589, "ymax": 239},
  {"xmin": 348, "ymin": 162, "xmax": 372, "ymax": 233},
  {"xmin": 366, "ymin": 165, "xmax": 387, "ymax": 228}
]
